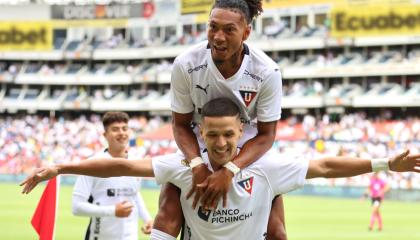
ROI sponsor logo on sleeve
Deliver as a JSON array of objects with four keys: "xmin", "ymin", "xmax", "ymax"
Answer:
[
  {"xmin": 244, "ymin": 70, "xmax": 263, "ymax": 82},
  {"xmin": 94, "ymin": 202, "xmax": 101, "ymax": 234}
]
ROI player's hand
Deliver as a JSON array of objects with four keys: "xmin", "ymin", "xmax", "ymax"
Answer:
[
  {"xmin": 141, "ymin": 219, "xmax": 153, "ymax": 234},
  {"xmin": 115, "ymin": 201, "xmax": 133, "ymax": 218},
  {"xmin": 389, "ymin": 150, "xmax": 420, "ymax": 173},
  {"xmin": 20, "ymin": 166, "xmax": 58, "ymax": 194},
  {"xmin": 186, "ymin": 164, "xmax": 211, "ymax": 209},
  {"xmin": 199, "ymin": 167, "xmax": 234, "ymax": 209}
]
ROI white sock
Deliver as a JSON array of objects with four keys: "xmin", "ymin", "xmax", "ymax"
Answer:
[{"xmin": 150, "ymin": 229, "xmax": 177, "ymax": 240}]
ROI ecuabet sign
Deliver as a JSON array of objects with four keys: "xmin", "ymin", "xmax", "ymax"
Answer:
[
  {"xmin": 331, "ymin": 5, "xmax": 420, "ymax": 37},
  {"xmin": 0, "ymin": 22, "xmax": 52, "ymax": 51},
  {"xmin": 181, "ymin": 0, "xmax": 213, "ymax": 14}
]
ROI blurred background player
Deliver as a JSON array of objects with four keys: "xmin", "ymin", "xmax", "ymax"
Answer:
[
  {"xmin": 72, "ymin": 111, "xmax": 153, "ymax": 240},
  {"xmin": 365, "ymin": 172, "xmax": 389, "ymax": 231}
]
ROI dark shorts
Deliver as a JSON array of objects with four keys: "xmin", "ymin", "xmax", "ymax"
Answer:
[{"xmin": 371, "ymin": 197, "xmax": 382, "ymax": 205}]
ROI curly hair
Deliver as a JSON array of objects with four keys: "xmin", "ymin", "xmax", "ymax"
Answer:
[{"xmin": 212, "ymin": 0, "xmax": 263, "ymax": 24}]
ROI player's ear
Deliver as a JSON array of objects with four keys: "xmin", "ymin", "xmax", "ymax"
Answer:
[{"xmin": 242, "ymin": 24, "xmax": 251, "ymax": 41}]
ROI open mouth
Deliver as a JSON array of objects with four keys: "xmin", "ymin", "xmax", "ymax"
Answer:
[
  {"xmin": 213, "ymin": 45, "xmax": 227, "ymax": 53},
  {"xmin": 213, "ymin": 148, "xmax": 229, "ymax": 156}
]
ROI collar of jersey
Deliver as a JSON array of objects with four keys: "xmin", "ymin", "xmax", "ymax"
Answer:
[{"xmin": 205, "ymin": 45, "xmax": 250, "ymax": 82}]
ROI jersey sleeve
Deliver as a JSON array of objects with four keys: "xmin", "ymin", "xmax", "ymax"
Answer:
[
  {"xmin": 262, "ymin": 152, "xmax": 308, "ymax": 195},
  {"xmin": 134, "ymin": 192, "xmax": 152, "ymax": 221},
  {"xmin": 170, "ymin": 59, "xmax": 194, "ymax": 114},
  {"xmin": 151, "ymin": 152, "xmax": 188, "ymax": 188},
  {"xmin": 257, "ymin": 70, "xmax": 282, "ymax": 122},
  {"xmin": 72, "ymin": 176, "xmax": 115, "ymax": 217},
  {"xmin": 72, "ymin": 175, "xmax": 94, "ymax": 202}
]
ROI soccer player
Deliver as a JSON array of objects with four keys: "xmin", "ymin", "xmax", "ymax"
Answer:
[
  {"xmin": 71, "ymin": 111, "xmax": 153, "ymax": 240},
  {"xmin": 21, "ymin": 98, "xmax": 420, "ymax": 240},
  {"xmin": 366, "ymin": 172, "xmax": 389, "ymax": 231},
  {"xmin": 159, "ymin": 0, "xmax": 285, "ymax": 239}
]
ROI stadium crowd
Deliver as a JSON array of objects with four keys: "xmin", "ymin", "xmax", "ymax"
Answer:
[
  {"xmin": 1, "ymin": 113, "xmax": 419, "ymax": 189},
  {"xmin": 0, "ymin": 114, "xmax": 177, "ymax": 175},
  {"xmin": 275, "ymin": 113, "xmax": 420, "ymax": 189}
]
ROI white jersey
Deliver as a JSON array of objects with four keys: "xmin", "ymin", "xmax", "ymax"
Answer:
[
  {"xmin": 152, "ymin": 150, "xmax": 308, "ymax": 240},
  {"xmin": 72, "ymin": 150, "xmax": 151, "ymax": 240},
  {"xmin": 170, "ymin": 41, "xmax": 282, "ymax": 147}
]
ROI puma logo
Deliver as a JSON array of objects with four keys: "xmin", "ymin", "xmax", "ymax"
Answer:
[{"xmin": 196, "ymin": 84, "xmax": 210, "ymax": 94}]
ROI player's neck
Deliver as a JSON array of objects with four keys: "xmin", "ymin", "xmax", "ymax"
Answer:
[
  {"xmin": 107, "ymin": 147, "xmax": 127, "ymax": 158},
  {"xmin": 215, "ymin": 45, "xmax": 244, "ymax": 79}
]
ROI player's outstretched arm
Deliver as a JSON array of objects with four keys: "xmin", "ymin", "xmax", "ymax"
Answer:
[
  {"xmin": 306, "ymin": 150, "xmax": 420, "ymax": 179},
  {"xmin": 20, "ymin": 157, "xmax": 154, "ymax": 194}
]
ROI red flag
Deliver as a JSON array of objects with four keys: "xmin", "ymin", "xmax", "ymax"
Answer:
[{"xmin": 31, "ymin": 176, "xmax": 59, "ymax": 240}]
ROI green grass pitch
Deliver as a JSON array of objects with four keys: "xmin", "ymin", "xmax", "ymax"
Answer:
[{"xmin": 2, "ymin": 182, "xmax": 420, "ymax": 240}]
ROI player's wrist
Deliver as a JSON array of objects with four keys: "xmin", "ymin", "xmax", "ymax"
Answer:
[
  {"xmin": 110, "ymin": 205, "xmax": 117, "ymax": 217},
  {"xmin": 56, "ymin": 162, "xmax": 75, "ymax": 175},
  {"xmin": 223, "ymin": 161, "xmax": 240, "ymax": 176},
  {"xmin": 189, "ymin": 156, "xmax": 205, "ymax": 169},
  {"xmin": 191, "ymin": 163, "xmax": 207, "ymax": 176},
  {"xmin": 220, "ymin": 166, "xmax": 234, "ymax": 178},
  {"xmin": 371, "ymin": 158, "xmax": 390, "ymax": 172},
  {"xmin": 54, "ymin": 165, "xmax": 62, "ymax": 175}
]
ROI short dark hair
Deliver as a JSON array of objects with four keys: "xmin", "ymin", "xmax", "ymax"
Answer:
[
  {"xmin": 102, "ymin": 111, "xmax": 129, "ymax": 130},
  {"xmin": 201, "ymin": 98, "xmax": 240, "ymax": 119},
  {"xmin": 212, "ymin": 0, "xmax": 263, "ymax": 24}
]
